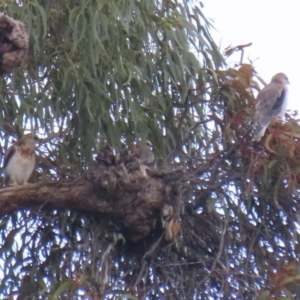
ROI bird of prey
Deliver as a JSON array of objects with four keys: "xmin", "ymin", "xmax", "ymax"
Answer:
[
  {"xmin": 3, "ymin": 133, "xmax": 37, "ymax": 186},
  {"xmin": 251, "ymin": 72, "xmax": 289, "ymax": 141},
  {"xmin": 131, "ymin": 140, "xmax": 155, "ymax": 167}
]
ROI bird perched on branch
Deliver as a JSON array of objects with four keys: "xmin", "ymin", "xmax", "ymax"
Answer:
[
  {"xmin": 129, "ymin": 141, "xmax": 155, "ymax": 177},
  {"xmin": 3, "ymin": 133, "xmax": 37, "ymax": 186},
  {"xmin": 251, "ymin": 72, "xmax": 289, "ymax": 141},
  {"xmin": 132, "ymin": 140, "xmax": 155, "ymax": 166}
]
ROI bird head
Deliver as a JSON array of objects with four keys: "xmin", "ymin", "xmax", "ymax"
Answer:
[
  {"xmin": 135, "ymin": 140, "xmax": 153, "ymax": 150},
  {"xmin": 145, "ymin": 140, "xmax": 153, "ymax": 150},
  {"xmin": 19, "ymin": 133, "xmax": 38, "ymax": 149},
  {"xmin": 271, "ymin": 72, "xmax": 289, "ymax": 85},
  {"xmin": 131, "ymin": 140, "xmax": 154, "ymax": 164}
]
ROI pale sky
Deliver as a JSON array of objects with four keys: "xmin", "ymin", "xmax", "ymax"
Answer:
[{"xmin": 203, "ymin": 0, "xmax": 299, "ymax": 112}]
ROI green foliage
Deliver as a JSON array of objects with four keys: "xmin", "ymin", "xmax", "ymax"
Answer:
[{"xmin": 0, "ymin": 0, "xmax": 224, "ymax": 175}]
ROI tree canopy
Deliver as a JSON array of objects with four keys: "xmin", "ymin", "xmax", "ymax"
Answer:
[{"xmin": 1, "ymin": 0, "xmax": 300, "ymax": 299}]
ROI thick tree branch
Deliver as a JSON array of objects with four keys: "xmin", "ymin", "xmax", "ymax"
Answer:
[
  {"xmin": 0, "ymin": 180, "xmax": 103, "ymax": 213},
  {"xmin": 0, "ymin": 148, "xmax": 175, "ymax": 242}
]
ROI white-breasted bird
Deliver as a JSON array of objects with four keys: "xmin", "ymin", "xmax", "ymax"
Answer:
[
  {"xmin": 3, "ymin": 133, "xmax": 37, "ymax": 186},
  {"xmin": 251, "ymin": 72, "xmax": 289, "ymax": 141}
]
